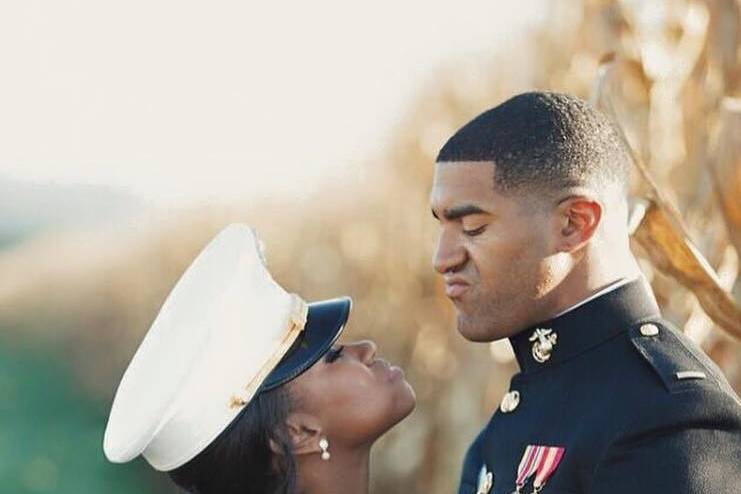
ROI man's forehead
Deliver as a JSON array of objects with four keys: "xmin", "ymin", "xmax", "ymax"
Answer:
[
  {"xmin": 433, "ymin": 160, "xmax": 495, "ymax": 178},
  {"xmin": 431, "ymin": 161, "xmax": 497, "ymax": 204}
]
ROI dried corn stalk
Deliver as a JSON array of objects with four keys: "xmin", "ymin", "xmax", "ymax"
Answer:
[
  {"xmin": 594, "ymin": 56, "xmax": 741, "ymax": 340},
  {"xmin": 632, "ymin": 200, "xmax": 741, "ymax": 339},
  {"xmin": 711, "ymin": 98, "xmax": 741, "ymax": 255}
]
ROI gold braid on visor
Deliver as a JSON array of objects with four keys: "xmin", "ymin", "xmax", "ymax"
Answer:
[{"xmin": 229, "ymin": 294, "xmax": 308, "ymax": 409}]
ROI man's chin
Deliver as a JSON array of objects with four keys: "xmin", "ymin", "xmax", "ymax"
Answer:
[
  {"xmin": 457, "ymin": 314, "xmax": 498, "ymax": 342},
  {"xmin": 458, "ymin": 312, "xmax": 508, "ymax": 343}
]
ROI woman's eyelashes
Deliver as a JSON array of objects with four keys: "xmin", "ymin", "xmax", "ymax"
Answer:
[{"xmin": 324, "ymin": 345, "xmax": 345, "ymax": 363}]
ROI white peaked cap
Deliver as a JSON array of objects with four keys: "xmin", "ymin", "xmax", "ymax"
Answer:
[{"xmin": 103, "ymin": 224, "xmax": 310, "ymax": 471}]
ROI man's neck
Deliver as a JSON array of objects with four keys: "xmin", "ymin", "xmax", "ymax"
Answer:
[
  {"xmin": 540, "ymin": 251, "xmax": 643, "ymax": 323},
  {"xmin": 297, "ymin": 447, "xmax": 370, "ymax": 494}
]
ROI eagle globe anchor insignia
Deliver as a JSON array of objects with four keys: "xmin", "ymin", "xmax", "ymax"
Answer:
[{"xmin": 529, "ymin": 328, "xmax": 557, "ymax": 363}]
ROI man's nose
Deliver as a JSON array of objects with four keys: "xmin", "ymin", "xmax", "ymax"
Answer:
[{"xmin": 433, "ymin": 229, "xmax": 466, "ymax": 274}]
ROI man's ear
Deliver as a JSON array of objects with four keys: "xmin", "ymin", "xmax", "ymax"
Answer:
[
  {"xmin": 554, "ymin": 196, "xmax": 602, "ymax": 253},
  {"xmin": 271, "ymin": 412, "xmax": 324, "ymax": 457}
]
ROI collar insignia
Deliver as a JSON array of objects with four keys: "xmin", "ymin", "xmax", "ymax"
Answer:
[{"xmin": 529, "ymin": 328, "xmax": 557, "ymax": 363}]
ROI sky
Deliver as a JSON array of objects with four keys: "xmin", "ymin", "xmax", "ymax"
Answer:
[{"xmin": 0, "ymin": 1, "xmax": 545, "ymax": 208}]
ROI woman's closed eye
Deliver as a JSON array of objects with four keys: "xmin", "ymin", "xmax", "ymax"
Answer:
[{"xmin": 324, "ymin": 345, "xmax": 344, "ymax": 363}]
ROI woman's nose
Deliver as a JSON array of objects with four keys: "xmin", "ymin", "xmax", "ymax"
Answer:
[{"xmin": 347, "ymin": 340, "xmax": 377, "ymax": 364}]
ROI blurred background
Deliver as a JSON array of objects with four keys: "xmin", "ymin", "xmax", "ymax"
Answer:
[{"xmin": 1, "ymin": 0, "xmax": 739, "ymax": 492}]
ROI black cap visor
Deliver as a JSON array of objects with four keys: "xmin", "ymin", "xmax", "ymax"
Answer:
[{"xmin": 259, "ymin": 297, "xmax": 351, "ymax": 393}]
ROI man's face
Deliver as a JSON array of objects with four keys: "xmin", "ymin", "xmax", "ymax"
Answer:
[{"xmin": 430, "ymin": 161, "xmax": 557, "ymax": 342}]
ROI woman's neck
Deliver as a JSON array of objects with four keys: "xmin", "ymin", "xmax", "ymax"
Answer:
[{"xmin": 296, "ymin": 446, "xmax": 370, "ymax": 494}]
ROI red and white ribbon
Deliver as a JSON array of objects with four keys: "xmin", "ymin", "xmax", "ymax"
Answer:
[
  {"xmin": 515, "ymin": 445, "xmax": 565, "ymax": 491},
  {"xmin": 515, "ymin": 445, "xmax": 542, "ymax": 487},
  {"xmin": 532, "ymin": 446, "xmax": 565, "ymax": 488}
]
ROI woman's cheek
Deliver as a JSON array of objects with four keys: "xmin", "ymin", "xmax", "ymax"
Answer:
[{"xmin": 329, "ymin": 374, "xmax": 382, "ymax": 418}]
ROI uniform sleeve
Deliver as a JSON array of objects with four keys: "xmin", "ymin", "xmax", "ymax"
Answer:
[
  {"xmin": 458, "ymin": 428, "xmax": 486, "ymax": 494},
  {"xmin": 589, "ymin": 427, "xmax": 741, "ymax": 494}
]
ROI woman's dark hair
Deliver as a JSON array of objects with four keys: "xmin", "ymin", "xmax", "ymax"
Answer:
[{"xmin": 168, "ymin": 385, "xmax": 297, "ymax": 494}]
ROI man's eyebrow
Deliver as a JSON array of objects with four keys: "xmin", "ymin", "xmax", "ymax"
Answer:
[{"xmin": 432, "ymin": 204, "xmax": 490, "ymax": 221}]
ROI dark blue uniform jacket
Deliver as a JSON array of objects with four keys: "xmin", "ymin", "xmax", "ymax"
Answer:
[{"xmin": 458, "ymin": 279, "xmax": 741, "ymax": 494}]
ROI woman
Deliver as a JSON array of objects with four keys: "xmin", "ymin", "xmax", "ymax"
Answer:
[{"xmin": 103, "ymin": 224, "xmax": 415, "ymax": 494}]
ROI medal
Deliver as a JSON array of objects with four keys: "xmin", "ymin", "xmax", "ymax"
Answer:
[{"xmin": 511, "ymin": 445, "xmax": 565, "ymax": 493}]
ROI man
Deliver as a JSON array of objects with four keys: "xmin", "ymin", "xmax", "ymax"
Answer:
[{"xmin": 430, "ymin": 92, "xmax": 741, "ymax": 494}]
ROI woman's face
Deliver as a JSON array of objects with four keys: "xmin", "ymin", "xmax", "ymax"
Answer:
[{"xmin": 289, "ymin": 340, "xmax": 415, "ymax": 448}]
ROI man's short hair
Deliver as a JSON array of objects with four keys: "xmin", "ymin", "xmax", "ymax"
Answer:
[{"xmin": 436, "ymin": 91, "xmax": 630, "ymax": 196}]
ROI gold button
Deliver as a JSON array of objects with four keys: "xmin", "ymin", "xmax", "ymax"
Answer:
[
  {"xmin": 477, "ymin": 470, "xmax": 493, "ymax": 494},
  {"xmin": 500, "ymin": 390, "xmax": 520, "ymax": 413},
  {"xmin": 640, "ymin": 323, "xmax": 659, "ymax": 337}
]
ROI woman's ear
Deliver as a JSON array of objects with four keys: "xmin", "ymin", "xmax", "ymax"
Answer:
[
  {"xmin": 276, "ymin": 412, "xmax": 324, "ymax": 457},
  {"xmin": 555, "ymin": 196, "xmax": 602, "ymax": 253}
]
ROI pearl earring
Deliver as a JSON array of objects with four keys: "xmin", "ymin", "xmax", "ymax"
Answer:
[{"xmin": 319, "ymin": 437, "xmax": 330, "ymax": 461}]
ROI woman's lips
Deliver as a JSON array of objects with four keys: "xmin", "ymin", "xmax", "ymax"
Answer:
[
  {"xmin": 387, "ymin": 365, "xmax": 404, "ymax": 381},
  {"xmin": 374, "ymin": 359, "xmax": 404, "ymax": 381}
]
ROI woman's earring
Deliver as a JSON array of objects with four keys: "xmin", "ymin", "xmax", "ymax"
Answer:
[{"xmin": 319, "ymin": 437, "xmax": 330, "ymax": 461}]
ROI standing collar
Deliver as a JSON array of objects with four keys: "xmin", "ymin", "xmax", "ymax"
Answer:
[
  {"xmin": 550, "ymin": 277, "xmax": 637, "ymax": 318},
  {"xmin": 509, "ymin": 277, "xmax": 661, "ymax": 374}
]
